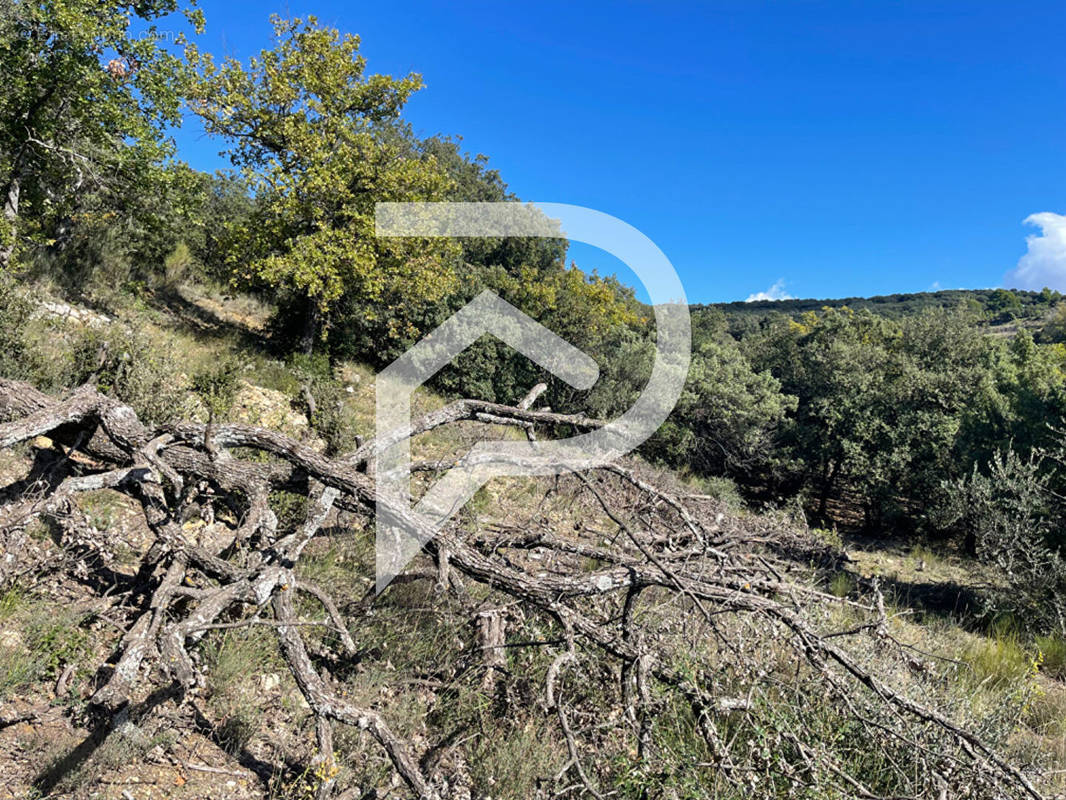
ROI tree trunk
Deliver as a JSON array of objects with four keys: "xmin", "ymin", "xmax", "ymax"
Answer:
[
  {"xmin": 817, "ymin": 459, "xmax": 838, "ymax": 522},
  {"xmin": 299, "ymin": 297, "xmax": 321, "ymax": 355}
]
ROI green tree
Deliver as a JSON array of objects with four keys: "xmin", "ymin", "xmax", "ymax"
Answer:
[
  {"xmin": 331, "ymin": 137, "xmax": 642, "ymax": 412},
  {"xmin": 936, "ymin": 448, "xmax": 1066, "ymax": 632},
  {"xmin": 1037, "ymin": 303, "xmax": 1066, "ymax": 344},
  {"xmin": 188, "ymin": 15, "xmax": 460, "ymax": 352},
  {"xmin": 649, "ymin": 311, "xmax": 795, "ymax": 479},
  {"xmin": 869, "ymin": 309, "xmax": 1001, "ymax": 528},
  {"xmin": 744, "ymin": 303, "xmax": 1066, "ymax": 534},
  {"xmin": 745, "ymin": 307, "xmax": 898, "ymax": 520},
  {"xmin": 34, "ymin": 160, "xmax": 207, "ymax": 293},
  {"xmin": 985, "ymin": 288, "xmax": 1022, "ymax": 322},
  {"xmin": 0, "ymin": 0, "xmax": 198, "ymax": 270}
]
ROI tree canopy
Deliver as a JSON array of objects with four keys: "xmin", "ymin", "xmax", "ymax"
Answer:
[
  {"xmin": 187, "ymin": 15, "xmax": 461, "ymax": 351},
  {"xmin": 0, "ymin": 0, "xmax": 199, "ymax": 270}
]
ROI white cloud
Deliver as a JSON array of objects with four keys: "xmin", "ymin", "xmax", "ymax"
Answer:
[
  {"xmin": 745, "ymin": 278, "xmax": 792, "ymax": 303},
  {"xmin": 1004, "ymin": 212, "xmax": 1066, "ymax": 291}
]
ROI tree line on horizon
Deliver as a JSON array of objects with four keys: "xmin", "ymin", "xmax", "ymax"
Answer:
[{"xmin": 703, "ymin": 286, "xmax": 1061, "ymax": 326}]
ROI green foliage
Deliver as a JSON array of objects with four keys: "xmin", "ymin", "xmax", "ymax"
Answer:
[
  {"xmin": 162, "ymin": 241, "xmax": 197, "ymax": 290},
  {"xmin": 29, "ymin": 161, "xmax": 212, "ymax": 296},
  {"xmin": 743, "ymin": 305, "xmax": 1066, "ymax": 529},
  {"xmin": 188, "ymin": 15, "xmax": 461, "ymax": 352},
  {"xmin": 936, "ymin": 448, "xmax": 1066, "ymax": 633},
  {"xmin": 1037, "ymin": 303, "xmax": 1066, "ymax": 344},
  {"xmin": 1035, "ymin": 634, "xmax": 1066, "ymax": 680},
  {"xmin": 961, "ymin": 633, "xmax": 1036, "ymax": 692},
  {"xmin": 268, "ymin": 490, "xmax": 309, "ymax": 533},
  {"xmin": 424, "ymin": 262, "xmax": 644, "ymax": 408},
  {"xmin": 70, "ymin": 324, "xmax": 192, "ymax": 426},
  {"xmin": 986, "ymin": 288, "xmax": 1023, "ymax": 323},
  {"xmin": 286, "ymin": 354, "xmax": 359, "ymax": 455},
  {"xmin": 305, "ymin": 379, "xmax": 358, "ymax": 455},
  {"xmin": 0, "ymin": 272, "xmax": 32, "ymax": 379},
  {"xmin": 701, "ymin": 287, "xmax": 1060, "ymax": 326},
  {"xmin": 191, "ymin": 357, "xmax": 241, "ymax": 419},
  {"xmin": 467, "ymin": 722, "xmax": 563, "ymax": 800},
  {"xmin": 829, "ymin": 571, "xmax": 855, "ymax": 598},
  {"xmin": 0, "ymin": 0, "xmax": 201, "ymax": 270},
  {"xmin": 0, "ymin": 594, "xmax": 89, "ymax": 700},
  {"xmin": 646, "ymin": 311, "xmax": 794, "ymax": 478},
  {"xmin": 691, "ymin": 474, "xmax": 747, "ymax": 510},
  {"xmin": 201, "ymin": 628, "xmax": 282, "ymax": 754},
  {"xmin": 185, "ymin": 171, "xmax": 256, "ymax": 283},
  {"xmin": 286, "ymin": 351, "xmax": 332, "ymax": 382},
  {"xmin": 745, "ymin": 307, "xmax": 904, "ymax": 520}
]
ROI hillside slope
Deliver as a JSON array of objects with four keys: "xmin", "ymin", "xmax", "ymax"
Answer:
[
  {"xmin": 0, "ymin": 284, "xmax": 1063, "ymax": 800},
  {"xmin": 698, "ymin": 287, "xmax": 1059, "ymax": 324}
]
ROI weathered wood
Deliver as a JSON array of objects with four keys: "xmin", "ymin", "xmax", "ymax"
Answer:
[{"xmin": 0, "ymin": 378, "xmax": 1046, "ymax": 800}]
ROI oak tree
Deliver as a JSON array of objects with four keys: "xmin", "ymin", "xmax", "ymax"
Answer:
[
  {"xmin": 188, "ymin": 15, "xmax": 460, "ymax": 352},
  {"xmin": 0, "ymin": 0, "xmax": 197, "ymax": 269}
]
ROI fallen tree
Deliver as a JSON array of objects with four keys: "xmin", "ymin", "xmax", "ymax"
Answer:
[{"xmin": 0, "ymin": 377, "xmax": 1050, "ymax": 799}]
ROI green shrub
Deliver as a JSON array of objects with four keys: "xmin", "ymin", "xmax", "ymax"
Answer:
[
  {"xmin": 0, "ymin": 272, "xmax": 32, "ymax": 380},
  {"xmin": 694, "ymin": 475, "xmax": 746, "ymax": 510},
  {"xmin": 285, "ymin": 354, "xmax": 358, "ymax": 455},
  {"xmin": 191, "ymin": 358, "xmax": 241, "ymax": 419},
  {"xmin": 286, "ymin": 351, "xmax": 332, "ymax": 381},
  {"xmin": 829, "ymin": 571, "xmax": 855, "ymax": 598},
  {"xmin": 69, "ymin": 324, "xmax": 192, "ymax": 426},
  {"xmin": 937, "ymin": 449, "xmax": 1066, "ymax": 633},
  {"xmin": 269, "ymin": 489, "xmax": 309, "ymax": 533},
  {"xmin": 162, "ymin": 241, "xmax": 199, "ymax": 290},
  {"xmin": 810, "ymin": 526, "xmax": 845, "ymax": 550},
  {"xmin": 305, "ymin": 379, "xmax": 357, "ymax": 455}
]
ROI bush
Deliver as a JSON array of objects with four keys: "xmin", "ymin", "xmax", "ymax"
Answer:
[
  {"xmin": 829, "ymin": 571, "xmax": 855, "ymax": 598},
  {"xmin": 70, "ymin": 324, "xmax": 193, "ymax": 426},
  {"xmin": 191, "ymin": 358, "xmax": 241, "ymax": 419},
  {"xmin": 0, "ymin": 273, "xmax": 33, "ymax": 380},
  {"xmin": 694, "ymin": 475, "xmax": 746, "ymax": 510},
  {"xmin": 287, "ymin": 354, "xmax": 358, "ymax": 455},
  {"xmin": 162, "ymin": 241, "xmax": 199, "ymax": 290},
  {"xmin": 936, "ymin": 449, "xmax": 1066, "ymax": 634},
  {"xmin": 285, "ymin": 351, "xmax": 332, "ymax": 381}
]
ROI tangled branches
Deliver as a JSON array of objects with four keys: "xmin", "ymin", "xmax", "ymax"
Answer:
[{"xmin": 0, "ymin": 377, "xmax": 1048, "ymax": 799}]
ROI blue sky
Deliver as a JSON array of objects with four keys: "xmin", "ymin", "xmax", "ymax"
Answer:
[{"xmin": 167, "ymin": 1, "xmax": 1066, "ymax": 304}]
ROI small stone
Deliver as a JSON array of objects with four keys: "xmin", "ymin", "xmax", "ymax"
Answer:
[{"xmin": 0, "ymin": 630, "xmax": 22, "ymax": 650}]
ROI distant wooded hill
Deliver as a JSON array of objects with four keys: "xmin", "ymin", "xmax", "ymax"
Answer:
[{"xmin": 696, "ymin": 287, "xmax": 1061, "ymax": 323}]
